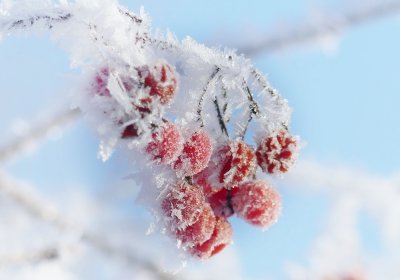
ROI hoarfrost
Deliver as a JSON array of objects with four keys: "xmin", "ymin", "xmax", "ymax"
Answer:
[{"xmin": 0, "ymin": 0, "xmax": 297, "ymax": 260}]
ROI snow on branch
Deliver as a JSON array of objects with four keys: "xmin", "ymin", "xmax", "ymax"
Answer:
[
  {"xmin": 0, "ymin": 172, "xmax": 177, "ymax": 280},
  {"xmin": 0, "ymin": 247, "xmax": 59, "ymax": 266},
  {"xmin": 283, "ymin": 159, "xmax": 400, "ymax": 279},
  {"xmin": 237, "ymin": 0, "xmax": 400, "ymax": 55},
  {"xmin": 0, "ymin": 108, "xmax": 80, "ymax": 163},
  {"xmin": 0, "ymin": 0, "xmax": 300, "ymax": 261}
]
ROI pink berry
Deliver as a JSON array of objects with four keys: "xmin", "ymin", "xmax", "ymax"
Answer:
[
  {"xmin": 175, "ymin": 203, "xmax": 216, "ymax": 247},
  {"xmin": 190, "ymin": 216, "xmax": 233, "ymax": 259},
  {"xmin": 137, "ymin": 62, "xmax": 178, "ymax": 105},
  {"xmin": 146, "ymin": 123, "xmax": 183, "ymax": 164},
  {"xmin": 218, "ymin": 140, "xmax": 257, "ymax": 185},
  {"xmin": 174, "ymin": 130, "xmax": 213, "ymax": 176},
  {"xmin": 256, "ymin": 129, "xmax": 297, "ymax": 174},
  {"xmin": 93, "ymin": 67, "xmax": 111, "ymax": 97},
  {"xmin": 232, "ymin": 180, "xmax": 281, "ymax": 228},
  {"xmin": 162, "ymin": 182, "xmax": 205, "ymax": 230}
]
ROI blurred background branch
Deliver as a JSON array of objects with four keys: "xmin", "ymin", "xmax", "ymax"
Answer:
[
  {"xmin": 0, "ymin": 247, "xmax": 59, "ymax": 266},
  {"xmin": 238, "ymin": 0, "xmax": 400, "ymax": 55},
  {"xmin": 0, "ymin": 108, "xmax": 80, "ymax": 163},
  {"xmin": 0, "ymin": 173, "xmax": 177, "ymax": 280}
]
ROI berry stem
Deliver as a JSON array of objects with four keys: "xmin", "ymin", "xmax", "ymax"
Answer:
[
  {"xmin": 185, "ymin": 176, "xmax": 194, "ymax": 185},
  {"xmin": 213, "ymin": 96, "xmax": 229, "ymax": 137},
  {"xmin": 226, "ymin": 189, "xmax": 235, "ymax": 216},
  {"xmin": 196, "ymin": 66, "xmax": 221, "ymax": 127},
  {"xmin": 250, "ymin": 68, "xmax": 290, "ymax": 128},
  {"xmin": 221, "ymin": 85, "xmax": 230, "ymax": 123},
  {"xmin": 250, "ymin": 68, "xmax": 277, "ymax": 97},
  {"xmin": 238, "ymin": 82, "xmax": 260, "ymax": 139}
]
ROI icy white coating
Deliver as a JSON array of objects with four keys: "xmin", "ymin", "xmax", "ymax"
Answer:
[
  {"xmin": 232, "ymin": 180, "xmax": 282, "ymax": 229},
  {"xmin": 0, "ymin": 0, "xmax": 293, "ymax": 158},
  {"xmin": 0, "ymin": 0, "xmax": 296, "ymax": 258}
]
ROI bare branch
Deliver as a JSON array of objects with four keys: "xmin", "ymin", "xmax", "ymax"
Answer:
[
  {"xmin": 0, "ymin": 247, "xmax": 58, "ymax": 266},
  {"xmin": 3, "ymin": 12, "xmax": 72, "ymax": 31},
  {"xmin": 197, "ymin": 66, "xmax": 221, "ymax": 127},
  {"xmin": 0, "ymin": 173, "xmax": 177, "ymax": 280},
  {"xmin": 213, "ymin": 97, "xmax": 229, "ymax": 137},
  {"xmin": 0, "ymin": 108, "xmax": 81, "ymax": 163},
  {"xmin": 239, "ymin": 1, "xmax": 400, "ymax": 55}
]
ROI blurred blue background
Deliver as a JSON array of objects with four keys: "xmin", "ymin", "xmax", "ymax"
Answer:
[{"xmin": 1, "ymin": 0, "xmax": 399, "ymax": 279}]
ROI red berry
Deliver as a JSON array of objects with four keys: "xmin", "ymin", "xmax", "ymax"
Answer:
[
  {"xmin": 190, "ymin": 217, "xmax": 233, "ymax": 259},
  {"xmin": 256, "ymin": 129, "xmax": 298, "ymax": 174},
  {"xmin": 137, "ymin": 61, "xmax": 178, "ymax": 105},
  {"xmin": 218, "ymin": 140, "xmax": 257, "ymax": 185},
  {"xmin": 193, "ymin": 169, "xmax": 215, "ymax": 197},
  {"xmin": 93, "ymin": 67, "xmax": 111, "ymax": 97},
  {"xmin": 193, "ymin": 171, "xmax": 234, "ymax": 217},
  {"xmin": 175, "ymin": 204, "xmax": 216, "ymax": 247},
  {"xmin": 162, "ymin": 182, "xmax": 205, "ymax": 230},
  {"xmin": 232, "ymin": 180, "xmax": 281, "ymax": 228},
  {"xmin": 121, "ymin": 123, "xmax": 140, "ymax": 139},
  {"xmin": 174, "ymin": 130, "xmax": 213, "ymax": 176},
  {"xmin": 146, "ymin": 123, "xmax": 183, "ymax": 164},
  {"xmin": 206, "ymin": 187, "xmax": 238, "ymax": 218}
]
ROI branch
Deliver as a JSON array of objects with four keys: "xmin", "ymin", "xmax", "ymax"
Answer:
[
  {"xmin": 213, "ymin": 97, "xmax": 229, "ymax": 137},
  {"xmin": 0, "ymin": 173, "xmax": 176, "ymax": 280},
  {"xmin": 3, "ymin": 11, "xmax": 72, "ymax": 31},
  {"xmin": 0, "ymin": 247, "xmax": 58, "ymax": 266},
  {"xmin": 238, "ymin": 1, "xmax": 400, "ymax": 55},
  {"xmin": 0, "ymin": 108, "xmax": 80, "ymax": 163},
  {"xmin": 196, "ymin": 66, "xmax": 221, "ymax": 127}
]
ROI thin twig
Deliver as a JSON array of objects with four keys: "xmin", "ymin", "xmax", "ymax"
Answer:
[
  {"xmin": 0, "ymin": 108, "xmax": 81, "ymax": 163},
  {"xmin": 239, "ymin": 1, "xmax": 400, "ymax": 55},
  {"xmin": 250, "ymin": 68, "xmax": 276, "ymax": 97},
  {"xmin": 221, "ymin": 85, "xmax": 229, "ymax": 122},
  {"xmin": 0, "ymin": 173, "xmax": 176, "ymax": 280},
  {"xmin": 213, "ymin": 97, "xmax": 229, "ymax": 137},
  {"xmin": 196, "ymin": 66, "xmax": 221, "ymax": 127},
  {"xmin": 4, "ymin": 12, "xmax": 72, "ymax": 31},
  {"xmin": 118, "ymin": 8, "xmax": 144, "ymax": 25},
  {"xmin": 238, "ymin": 82, "xmax": 261, "ymax": 139}
]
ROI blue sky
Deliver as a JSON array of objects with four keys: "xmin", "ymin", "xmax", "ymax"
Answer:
[{"xmin": 1, "ymin": 0, "xmax": 399, "ymax": 279}]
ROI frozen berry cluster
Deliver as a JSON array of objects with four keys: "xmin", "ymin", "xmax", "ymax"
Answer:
[
  {"xmin": 90, "ymin": 60, "xmax": 298, "ymax": 260},
  {"xmin": 159, "ymin": 131, "xmax": 297, "ymax": 259}
]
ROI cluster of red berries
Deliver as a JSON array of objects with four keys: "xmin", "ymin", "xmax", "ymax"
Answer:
[
  {"xmin": 192, "ymin": 134, "xmax": 296, "ymax": 229},
  {"xmin": 158, "ymin": 130, "xmax": 297, "ymax": 259},
  {"xmin": 91, "ymin": 60, "xmax": 298, "ymax": 259}
]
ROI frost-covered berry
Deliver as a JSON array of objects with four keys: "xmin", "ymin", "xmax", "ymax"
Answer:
[
  {"xmin": 162, "ymin": 182, "xmax": 205, "ymax": 230},
  {"xmin": 92, "ymin": 67, "xmax": 133, "ymax": 97},
  {"xmin": 175, "ymin": 203, "xmax": 216, "ymax": 247},
  {"xmin": 232, "ymin": 180, "xmax": 281, "ymax": 228},
  {"xmin": 193, "ymin": 169, "xmax": 214, "ymax": 197},
  {"xmin": 206, "ymin": 187, "xmax": 239, "ymax": 218},
  {"xmin": 121, "ymin": 123, "xmax": 140, "ymax": 139},
  {"xmin": 93, "ymin": 67, "xmax": 111, "ymax": 97},
  {"xmin": 137, "ymin": 61, "xmax": 178, "ymax": 105},
  {"xmin": 218, "ymin": 140, "xmax": 256, "ymax": 185},
  {"xmin": 256, "ymin": 129, "xmax": 298, "ymax": 174},
  {"xmin": 190, "ymin": 217, "xmax": 233, "ymax": 259},
  {"xmin": 174, "ymin": 130, "xmax": 213, "ymax": 176},
  {"xmin": 146, "ymin": 123, "xmax": 183, "ymax": 164}
]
